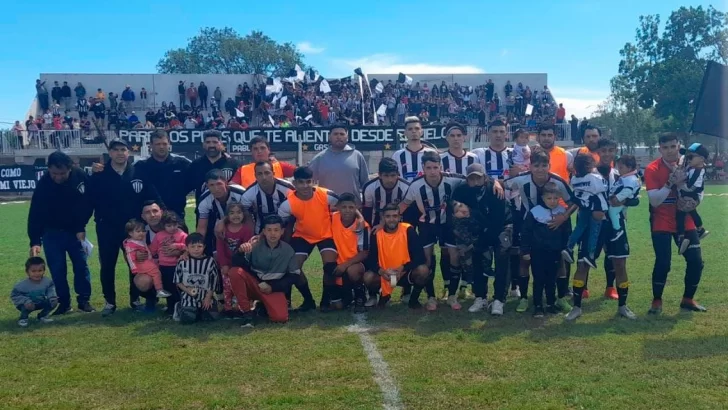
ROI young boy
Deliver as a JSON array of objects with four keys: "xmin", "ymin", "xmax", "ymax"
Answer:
[
  {"xmin": 608, "ymin": 154, "xmax": 641, "ymax": 241},
  {"xmin": 173, "ymin": 233, "xmax": 221, "ymax": 324},
  {"xmin": 448, "ymin": 201, "xmax": 482, "ymax": 311},
  {"xmin": 520, "ymin": 183, "xmax": 572, "ymax": 317},
  {"xmin": 562, "ymin": 153, "xmax": 607, "ymax": 268},
  {"xmin": 11, "ymin": 257, "xmax": 58, "ymax": 327},
  {"xmin": 677, "ymin": 143, "xmax": 710, "ymax": 254}
]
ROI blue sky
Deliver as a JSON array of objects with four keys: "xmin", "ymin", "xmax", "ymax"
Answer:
[{"xmin": 0, "ymin": 0, "xmax": 721, "ymax": 124}]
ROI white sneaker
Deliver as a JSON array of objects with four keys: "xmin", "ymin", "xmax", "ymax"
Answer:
[
  {"xmin": 491, "ymin": 300, "xmax": 504, "ymax": 316},
  {"xmin": 565, "ymin": 306, "xmax": 582, "ymax": 321},
  {"xmin": 172, "ymin": 302, "xmax": 181, "ymax": 322},
  {"xmin": 468, "ymin": 297, "xmax": 487, "ymax": 313},
  {"xmin": 364, "ymin": 295, "xmax": 378, "ymax": 308},
  {"xmin": 38, "ymin": 316, "xmax": 54, "ymax": 323},
  {"xmin": 447, "ymin": 295, "xmax": 461, "ymax": 310},
  {"xmin": 157, "ymin": 290, "xmax": 172, "ymax": 298},
  {"xmin": 18, "ymin": 319, "xmax": 29, "ymax": 327},
  {"xmin": 509, "ymin": 287, "xmax": 521, "ymax": 298},
  {"xmin": 618, "ymin": 305, "xmax": 637, "ymax": 320}
]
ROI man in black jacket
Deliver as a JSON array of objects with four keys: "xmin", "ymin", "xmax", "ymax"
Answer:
[
  {"xmin": 27, "ymin": 151, "xmax": 94, "ymax": 315},
  {"xmin": 452, "ymin": 163, "xmax": 512, "ymax": 315},
  {"xmin": 88, "ymin": 139, "xmax": 162, "ymax": 316}
]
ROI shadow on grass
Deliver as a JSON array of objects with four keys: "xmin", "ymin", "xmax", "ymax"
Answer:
[{"xmin": 643, "ymin": 334, "xmax": 728, "ymax": 360}]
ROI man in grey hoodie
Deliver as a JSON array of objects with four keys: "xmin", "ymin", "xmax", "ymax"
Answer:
[{"xmin": 308, "ymin": 124, "xmax": 370, "ymax": 200}]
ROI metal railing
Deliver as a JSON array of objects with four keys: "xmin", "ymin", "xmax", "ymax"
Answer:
[{"xmin": 1, "ymin": 130, "xmax": 107, "ymax": 154}]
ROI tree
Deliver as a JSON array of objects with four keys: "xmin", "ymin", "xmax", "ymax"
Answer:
[
  {"xmin": 157, "ymin": 28, "xmax": 305, "ymax": 77},
  {"xmin": 591, "ymin": 98, "xmax": 662, "ymax": 153},
  {"xmin": 610, "ymin": 6, "xmax": 728, "ymax": 134}
]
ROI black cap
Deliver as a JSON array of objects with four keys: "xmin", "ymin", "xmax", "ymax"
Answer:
[
  {"xmin": 108, "ymin": 138, "xmax": 129, "ymax": 149},
  {"xmin": 687, "ymin": 143, "xmax": 709, "ymax": 159}
]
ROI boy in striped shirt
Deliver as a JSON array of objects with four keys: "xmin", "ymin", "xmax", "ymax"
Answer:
[{"xmin": 173, "ymin": 233, "xmax": 221, "ymax": 323}]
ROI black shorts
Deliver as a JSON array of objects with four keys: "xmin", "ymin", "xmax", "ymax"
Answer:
[
  {"xmin": 79, "ymin": 112, "xmax": 88, "ymax": 119},
  {"xmin": 401, "ymin": 204, "xmax": 421, "ymax": 226},
  {"xmin": 290, "ymin": 237, "xmax": 337, "ymax": 256},
  {"xmin": 580, "ymin": 218, "xmax": 629, "ymax": 260},
  {"xmin": 94, "ymin": 112, "xmax": 105, "ymax": 119},
  {"xmin": 511, "ymin": 204, "xmax": 525, "ymax": 247},
  {"xmin": 418, "ymin": 223, "xmax": 454, "ymax": 248}
]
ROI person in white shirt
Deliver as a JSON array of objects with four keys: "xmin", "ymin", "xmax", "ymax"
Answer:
[
  {"xmin": 608, "ymin": 154, "xmax": 641, "ymax": 241},
  {"xmin": 511, "ymin": 129, "xmax": 531, "ymax": 170},
  {"xmin": 562, "ymin": 153, "xmax": 607, "ymax": 269}
]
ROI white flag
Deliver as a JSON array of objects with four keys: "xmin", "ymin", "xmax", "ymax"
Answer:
[
  {"xmin": 295, "ymin": 64, "xmax": 305, "ymax": 82},
  {"xmin": 525, "ymin": 104, "xmax": 534, "ymax": 116},
  {"xmin": 304, "ymin": 113, "xmax": 313, "ymax": 121},
  {"xmin": 376, "ymin": 104, "xmax": 387, "ymax": 116},
  {"xmin": 278, "ymin": 96, "xmax": 288, "ymax": 109},
  {"xmin": 320, "ymin": 79, "xmax": 331, "ymax": 94},
  {"xmin": 235, "ymin": 108, "xmax": 245, "ymax": 118}
]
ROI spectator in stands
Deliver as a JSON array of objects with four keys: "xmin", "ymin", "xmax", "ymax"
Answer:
[
  {"xmin": 12, "ymin": 121, "xmax": 24, "ymax": 149},
  {"xmin": 108, "ymin": 92, "xmax": 118, "ymax": 111},
  {"xmin": 61, "ymin": 82, "xmax": 72, "ymax": 111},
  {"xmin": 77, "ymin": 97, "xmax": 90, "ymax": 119},
  {"xmin": 92, "ymin": 98, "xmax": 106, "ymax": 127},
  {"xmin": 505, "ymin": 80, "xmax": 513, "ymax": 97},
  {"xmin": 570, "ymin": 115, "xmax": 580, "ymax": 144},
  {"xmin": 213, "ymin": 87, "xmax": 222, "ymax": 106},
  {"xmin": 556, "ymin": 103, "xmax": 566, "ymax": 123},
  {"xmin": 95, "ymin": 88, "xmax": 105, "ymax": 101},
  {"xmin": 128, "ymin": 111, "xmax": 139, "ymax": 124},
  {"xmin": 74, "ymin": 82, "xmax": 86, "ymax": 101},
  {"xmin": 184, "ymin": 116, "xmax": 197, "ymax": 129},
  {"xmin": 51, "ymin": 81, "xmax": 62, "ymax": 105},
  {"xmin": 139, "ymin": 88, "xmax": 148, "ymax": 110},
  {"xmin": 396, "ymin": 98, "xmax": 407, "ymax": 125},
  {"xmin": 108, "ymin": 110, "xmax": 120, "ymax": 131},
  {"xmin": 121, "ymin": 85, "xmax": 135, "ymax": 109},
  {"xmin": 36, "ymin": 80, "xmax": 49, "ymax": 111},
  {"xmin": 178, "ymin": 81, "xmax": 186, "ymax": 107},
  {"xmin": 187, "ymin": 83, "xmax": 198, "ymax": 108},
  {"xmin": 198, "ymin": 81, "xmax": 209, "ymax": 110}
]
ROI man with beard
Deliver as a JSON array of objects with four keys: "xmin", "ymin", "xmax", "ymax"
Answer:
[
  {"xmin": 392, "ymin": 116, "xmax": 438, "ymax": 183},
  {"xmin": 231, "ymin": 137, "xmax": 296, "ymax": 188},
  {"xmin": 645, "ymin": 133, "xmax": 706, "ymax": 314},
  {"xmin": 278, "ymin": 166, "xmax": 337, "ymax": 312},
  {"xmin": 129, "ymin": 200, "xmax": 172, "ymax": 312},
  {"xmin": 308, "ymin": 124, "xmax": 369, "ymax": 200},
  {"xmin": 569, "ymin": 125, "xmax": 602, "ymax": 168},
  {"xmin": 567, "ymin": 138, "xmax": 637, "ymax": 320},
  {"xmin": 363, "ymin": 204, "xmax": 429, "ymax": 307},
  {"xmin": 186, "ymin": 130, "xmax": 241, "ymax": 210},
  {"xmin": 240, "ymin": 161, "xmax": 295, "ymax": 235}
]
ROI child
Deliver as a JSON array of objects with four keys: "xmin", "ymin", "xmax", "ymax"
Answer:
[
  {"xmin": 215, "ymin": 203, "xmax": 253, "ymax": 318},
  {"xmin": 562, "ymin": 153, "xmax": 607, "ymax": 268},
  {"xmin": 520, "ymin": 183, "xmax": 572, "ymax": 317},
  {"xmin": 608, "ymin": 154, "xmax": 641, "ymax": 241},
  {"xmin": 676, "ymin": 143, "xmax": 710, "ymax": 254},
  {"xmin": 174, "ymin": 233, "xmax": 221, "ymax": 324},
  {"xmin": 149, "ymin": 211, "xmax": 188, "ymax": 310},
  {"xmin": 10, "ymin": 257, "xmax": 58, "ymax": 327},
  {"xmin": 511, "ymin": 128, "xmax": 531, "ymax": 170},
  {"xmin": 123, "ymin": 219, "xmax": 171, "ymax": 298},
  {"xmin": 448, "ymin": 201, "xmax": 482, "ymax": 310}
]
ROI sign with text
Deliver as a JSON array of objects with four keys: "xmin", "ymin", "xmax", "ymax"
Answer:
[
  {"xmin": 0, "ymin": 165, "xmax": 45, "ymax": 192},
  {"xmin": 118, "ymin": 124, "xmax": 452, "ymax": 155}
]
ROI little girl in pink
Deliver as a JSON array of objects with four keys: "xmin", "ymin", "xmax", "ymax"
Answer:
[{"xmin": 149, "ymin": 211, "xmax": 188, "ymax": 304}]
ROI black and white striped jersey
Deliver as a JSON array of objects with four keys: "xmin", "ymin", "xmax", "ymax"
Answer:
[
  {"xmin": 241, "ymin": 178, "xmax": 294, "ymax": 234},
  {"xmin": 362, "ymin": 177, "xmax": 410, "ymax": 226},
  {"xmin": 402, "ymin": 173, "xmax": 466, "ymax": 225},
  {"xmin": 392, "ymin": 145, "xmax": 439, "ymax": 182},
  {"xmin": 174, "ymin": 256, "xmax": 221, "ymax": 308},
  {"xmin": 440, "ymin": 151, "xmax": 478, "ymax": 176},
  {"xmin": 472, "ymin": 147, "xmax": 514, "ymax": 180},
  {"xmin": 197, "ymin": 184, "xmax": 246, "ymax": 222},
  {"xmin": 571, "ymin": 172, "xmax": 608, "ymax": 211},
  {"xmin": 506, "ymin": 172, "xmax": 576, "ymax": 212}
]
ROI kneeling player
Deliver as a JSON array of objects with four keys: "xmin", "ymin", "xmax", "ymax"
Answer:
[
  {"xmin": 363, "ymin": 204, "xmax": 429, "ymax": 307},
  {"xmin": 278, "ymin": 166, "xmax": 338, "ymax": 312},
  {"xmin": 331, "ymin": 193, "xmax": 370, "ymax": 312}
]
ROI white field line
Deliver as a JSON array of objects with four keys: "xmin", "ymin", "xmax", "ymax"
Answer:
[{"xmin": 347, "ymin": 313, "xmax": 404, "ymax": 410}]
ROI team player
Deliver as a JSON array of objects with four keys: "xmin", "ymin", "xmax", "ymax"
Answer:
[
  {"xmin": 196, "ymin": 170, "xmax": 247, "ymax": 255},
  {"xmin": 330, "ymin": 193, "xmax": 370, "ymax": 312},
  {"xmin": 278, "ymin": 166, "xmax": 338, "ymax": 312},
  {"xmin": 506, "ymin": 150, "xmax": 577, "ymax": 313},
  {"xmin": 399, "ymin": 151, "xmax": 465, "ymax": 311},
  {"xmin": 645, "ymin": 133, "xmax": 706, "ymax": 314},
  {"xmin": 240, "ymin": 161, "xmax": 295, "ymax": 234},
  {"xmin": 363, "ymin": 204, "xmax": 429, "ymax": 307},
  {"xmin": 567, "ymin": 138, "xmax": 636, "ymax": 321},
  {"xmin": 362, "ymin": 158, "xmax": 410, "ymax": 229},
  {"xmin": 440, "ymin": 122, "xmax": 478, "ymax": 175},
  {"xmin": 392, "ymin": 116, "xmax": 438, "ymax": 182},
  {"xmin": 231, "ymin": 137, "xmax": 296, "ymax": 188}
]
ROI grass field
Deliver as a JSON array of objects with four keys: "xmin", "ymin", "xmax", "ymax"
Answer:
[{"xmin": 1, "ymin": 188, "xmax": 728, "ymax": 409}]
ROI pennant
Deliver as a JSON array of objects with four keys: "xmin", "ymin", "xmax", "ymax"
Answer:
[
  {"xmin": 306, "ymin": 68, "xmax": 320, "ymax": 83},
  {"xmin": 265, "ymin": 78, "xmax": 282, "ymax": 96},
  {"xmin": 354, "ymin": 67, "xmax": 371, "ymax": 95},
  {"xmin": 295, "ymin": 64, "xmax": 305, "ymax": 82},
  {"xmin": 268, "ymin": 115, "xmax": 276, "ymax": 126},
  {"xmin": 397, "ymin": 72, "xmax": 413, "ymax": 85},
  {"xmin": 235, "ymin": 108, "xmax": 245, "ymax": 118},
  {"xmin": 370, "ymin": 79, "xmax": 384, "ymax": 94},
  {"xmin": 278, "ymin": 96, "xmax": 288, "ymax": 109},
  {"xmin": 304, "ymin": 113, "xmax": 313, "ymax": 121},
  {"xmin": 320, "ymin": 79, "xmax": 331, "ymax": 94},
  {"xmin": 376, "ymin": 104, "xmax": 387, "ymax": 116}
]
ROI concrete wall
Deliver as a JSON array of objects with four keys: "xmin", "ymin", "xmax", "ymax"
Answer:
[{"xmin": 368, "ymin": 73, "xmax": 548, "ymax": 97}]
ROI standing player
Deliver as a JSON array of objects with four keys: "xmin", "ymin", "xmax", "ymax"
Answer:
[
  {"xmin": 231, "ymin": 137, "xmax": 296, "ymax": 188},
  {"xmin": 645, "ymin": 133, "xmax": 706, "ymax": 314},
  {"xmin": 240, "ymin": 161, "xmax": 295, "ymax": 235},
  {"xmin": 195, "ymin": 170, "xmax": 247, "ymax": 255},
  {"xmin": 362, "ymin": 158, "xmax": 410, "ymax": 229},
  {"xmin": 399, "ymin": 151, "xmax": 465, "ymax": 311},
  {"xmin": 392, "ymin": 116, "xmax": 438, "ymax": 182},
  {"xmin": 330, "ymin": 193, "xmax": 370, "ymax": 312},
  {"xmin": 278, "ymin": 166, "xmax": 338, "ymax": 312}
]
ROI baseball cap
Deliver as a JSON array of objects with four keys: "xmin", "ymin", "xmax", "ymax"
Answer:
[
  {"xmin": 466, "ymin": 163, "xmax": 485, "ymax": 177},
  {"xmin": 108, "ymin": 138, "xmax": 129, "ymax": 149},
  {"xmin": 687, "ymin": 142, "xmax": 709, "ymax": 159}
]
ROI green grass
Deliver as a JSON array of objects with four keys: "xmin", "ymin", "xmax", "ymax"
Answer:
[{"xmin": 1, "ymin": 188, "xmax": 728, "ymax": 409}]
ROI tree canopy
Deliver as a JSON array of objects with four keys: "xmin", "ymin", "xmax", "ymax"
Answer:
[
  {"xmin": 610, "ymin": 6, "xmax": 728, "ymax": 135},
  {"xmin": 157, "ymin": 28, "xmax": 305, "ymax": 77}
]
